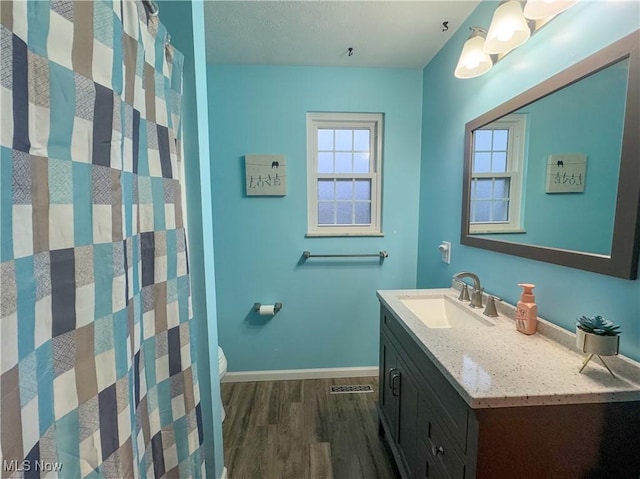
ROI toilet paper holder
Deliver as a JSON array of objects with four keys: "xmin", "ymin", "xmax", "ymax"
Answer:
[{"xmin": 253, "ymin": 302, "xmax": 283, "ymax": 314}]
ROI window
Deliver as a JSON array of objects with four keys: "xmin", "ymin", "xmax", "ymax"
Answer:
[
  {"xmin": 306, "ymin": 113, "xmax": 383, "ymax": 236},
  {"xmin": 470, "ymin": 114, "xmax": 526, "ymax": 233}
]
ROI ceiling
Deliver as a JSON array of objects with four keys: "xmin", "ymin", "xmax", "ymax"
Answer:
[{"xmin": 204, "ymin": 1, "xmax": 479, "ymax": 69}]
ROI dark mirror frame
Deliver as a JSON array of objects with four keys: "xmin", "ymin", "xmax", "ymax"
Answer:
[{"xmin": 461, "ymin": 30, "xmax": 640, "ymax": 280}]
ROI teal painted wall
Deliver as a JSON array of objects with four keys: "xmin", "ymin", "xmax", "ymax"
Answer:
[
  {"xmin": 208, "ymin": 65, "xmax": 423, "ymax": 372},
  {"xmin": 417, "ymin": 1, "xmax": 640, "ymax": 361},
  {"xmin": 159, "ymin": 2, "xmax": 224, "ymax": 478},
  {"xmin": 483, "ymin": 61, "xmax": 627, "ymax": 254}
]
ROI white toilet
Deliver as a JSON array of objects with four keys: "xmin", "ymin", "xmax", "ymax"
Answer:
[{"xmin": 218, "ymin": 346, "xmax": 228, "ymax": 422}]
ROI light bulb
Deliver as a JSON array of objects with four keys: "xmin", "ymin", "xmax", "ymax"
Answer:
[
  {"xmin": 465, "ymin": 57, "xmax": 480, "ymax": 69},
  {"xmin": 497, "ymin": 29, "xmax": 514, "ymax": 42},
  {"xmin": 484, "ymin": 0, "xmax": 531, "ymax": 54},
  {"xmin": 455, "ymin": 28, "xmax": 493, "ymax": 79}
]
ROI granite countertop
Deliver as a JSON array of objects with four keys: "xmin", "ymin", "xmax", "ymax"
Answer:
[{"xmin": 377, "ymin": 288, "xmax": 640, "ymax": 409}]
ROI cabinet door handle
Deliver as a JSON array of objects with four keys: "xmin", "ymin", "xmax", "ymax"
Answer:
[
  {"xmin": 391, "ymin": 371, "xmax": 400, "ymax": 397},
  {"xmin": 431, "ymin": 445, "xmax": 444, "ymax": 457},
  {"xmin": 387, "ymin": 368, "xmax": 397, "ymax": 389},
  {"xmin": 425, "ymin": 460, "xmax": 430, "ymax": 478}
]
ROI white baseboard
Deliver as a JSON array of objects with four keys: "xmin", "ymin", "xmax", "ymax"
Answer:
[
  {"xmin": 222, "ymin": 366, "xmax": 379, "ymax": 383},
  {"xmin": 220, "ymin": 466, "xmax": 228, "ymax": 479}
]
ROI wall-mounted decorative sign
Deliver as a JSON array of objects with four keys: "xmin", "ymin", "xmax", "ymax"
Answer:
[
  {"xmin": 545, "ymin": 154, "xmax": 587, "ymax": 193},
  {"xmin": 245, "ymin": 155, "xmax": 286, "ymax": 196}
]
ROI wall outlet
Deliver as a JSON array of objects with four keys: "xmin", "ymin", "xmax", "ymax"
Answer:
[{"xmin": 439, "ymin": 241, "xmax": 451, "ymax": 264}]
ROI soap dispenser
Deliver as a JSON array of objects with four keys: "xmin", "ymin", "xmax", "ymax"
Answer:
[{"xmin": 516, "ymin": 283, "xmax": 537, "ymax": 335}]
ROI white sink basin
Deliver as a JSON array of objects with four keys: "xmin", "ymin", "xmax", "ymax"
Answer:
[{"xmin": 400, "ymin": 295, "xmax": 494, "ymax": 329}]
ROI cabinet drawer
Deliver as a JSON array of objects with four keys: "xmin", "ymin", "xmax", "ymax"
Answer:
[
  {"xmin": 419, "ymin": 399, "xmax": 465, "ymax": 479},
  {"xmin": 381, "ymin": 306, "xmax": 407, "ymax": 344},
  {"xmin": 381, "ymin": 306, "xmax": 469, "ymax": 452}
]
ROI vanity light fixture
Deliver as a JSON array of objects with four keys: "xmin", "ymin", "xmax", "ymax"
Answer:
[
  {"xmin": 454, "ymin": 28, "xmax": 494, "ymax": 79},
  {"xmin": 455, "ymin": 0, "xmax": 576, "ymax": 79}
]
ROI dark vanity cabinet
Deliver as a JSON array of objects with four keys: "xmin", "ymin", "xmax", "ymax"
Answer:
[
  {"xmin": 378, "ymin": 306, "xmax": 470, "ymax": 479},
  {"xmin": 380, "ymin": 331, "xmax": 419, "ymax": 475},
  {"xmin": 377, "ymin": 304, "xmax": 640, "ymax": 479}
]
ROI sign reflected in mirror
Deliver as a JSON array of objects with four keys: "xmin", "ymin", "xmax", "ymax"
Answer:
[
  {"xmin": 544, "ymin": 154, "xmax": 587, "ymax": 194},
  {"xmin": 461, "ymin": 30, "xmax": 640, "ymax": 279}
]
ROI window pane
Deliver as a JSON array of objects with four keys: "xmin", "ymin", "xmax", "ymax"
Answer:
[
  {"xmin": 492, "ymin": 200, "xmax": 509, "ymax": 222},
  {"xmin": 493, "ymin": 130, "xmax": 508, "ymax": 150},
  {"xmin": 474, "ymin": 130, "xmax": 492, "ymax": 151},
  {"xmin": 355, "ymin": 202, "xmax": 371, "ymax": 224},
  {"xmin": 474, "ymin": 179, "xmax": 492, "ymax": 199},
  {"xmin": 472, "ymin": 201, "xmax": 491, "ymax": 222},
  {"xmin": 355, "ymin": 180, "xmax": 371, "ymax": 200},
  {"xmin": 318, "ymin": 152, "xmax": 333, "ymax": 173},
  {"xmin": 318, "ymin": 129, "xmax": 334, "ymax": 150},
  {"xmin": 354, "ymin": 153, "xmax": 370, "ymax": 173},
  {"xmin": 336, "ymin": 180, "xmax": 353, "ymax": 200},
  {"xmin": 354, "ymin": 130, "xmax": 370, "ymax": 151},
  {"xmin": 336, "ymin": 203, "xmax": 353, "ymax": 224},
  {"xmin": 335, "ymin": 130, "xmax": 353, "ymax": 150},
  {"xmin": 493, "ymin": 178, "xmax": 510, "ymax": 199},
  {"xmin": 335, "ymin": 152, "xmax": 352, "ymax": 173},
  {"xmin": 318, "ymin": 180, "xmax": 334, "ymax": 201},
  {"xmin": 318, "ymin": 202, "xmax": 335, "ymax": 224},
  {"xmin": 491, "ymin": 152, "xmax": 507, "ymax": 172},
  {"xmin": 473, "ymin": 152, "xmax": 491, "ymax": 173}
]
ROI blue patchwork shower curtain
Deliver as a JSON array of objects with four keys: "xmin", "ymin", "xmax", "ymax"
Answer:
[{"xmin": 1, "ymin": 1, "xmax": 204, "ymax": 477}]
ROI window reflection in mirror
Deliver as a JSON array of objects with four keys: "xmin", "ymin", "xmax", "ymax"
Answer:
[
  {"xmin": 469, "ymin": 57, "xmax": 629, "ymax": 257},
  {"xmin": 470, "ymin": 115, "xmax": 526, "ymax": 234}
]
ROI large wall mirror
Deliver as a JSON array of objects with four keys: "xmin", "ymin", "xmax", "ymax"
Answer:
[{"xmin": 461, "ymin": 30, "xmax": 640, "ymax": 279}]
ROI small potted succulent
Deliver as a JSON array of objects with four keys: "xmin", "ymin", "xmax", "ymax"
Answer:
[{"xmin": 575, "ymin": 315, "xmax": 621, "ymax": 356}]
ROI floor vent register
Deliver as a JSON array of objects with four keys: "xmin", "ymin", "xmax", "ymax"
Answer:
[{"xmin": 330, "ymin": 385, "xmax": 374, "ymax": 394}]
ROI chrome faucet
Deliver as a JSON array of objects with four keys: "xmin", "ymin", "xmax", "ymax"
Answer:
[{"xmin": 453, "ymin": 271, "xmax": 483, "ymax": 308}]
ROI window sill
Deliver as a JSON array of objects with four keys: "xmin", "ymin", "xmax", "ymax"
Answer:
[
  {"xmin": 306, "ymin": 232, "xmax": 384, "ymax": 238},
  {"xmin": 470, "ymin": 228, "xmax": 527, "ymax": 235}
]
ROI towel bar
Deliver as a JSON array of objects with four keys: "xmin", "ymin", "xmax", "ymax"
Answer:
[{"xmin": 302, "ymin": 250, "xmax": 388, "ymax": 259}]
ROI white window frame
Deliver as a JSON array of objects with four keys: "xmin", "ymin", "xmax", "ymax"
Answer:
[
  {"xmin": 470, "ymin": 114, "xmax": 526, "ymax": 234},
  {"xmin": 306, "ymin": 112, "xmax": 383, "ymax": 236}
]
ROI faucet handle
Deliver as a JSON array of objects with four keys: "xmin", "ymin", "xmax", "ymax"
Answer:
[
  {"xmin": 483, "ymin": 295, "xmax": 502, "ymax": 317},
  {"xmin": 454, "ymin": 279, "xmax": 470, "ymax": 301}
]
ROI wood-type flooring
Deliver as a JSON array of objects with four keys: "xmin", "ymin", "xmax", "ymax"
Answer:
[{"xmin": 221, "ymin": 376, "xmax": 399, "ymax": 479}]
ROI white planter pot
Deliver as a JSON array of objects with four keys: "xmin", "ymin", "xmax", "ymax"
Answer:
[{"xmin": 576, "ymin": 328, "xmax": 620, "ymax": 356}]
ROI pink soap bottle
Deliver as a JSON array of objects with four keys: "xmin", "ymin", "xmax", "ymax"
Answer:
[{"xmin": 516, "ymin": 283, "xmax": 537, "ymax": 335}]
